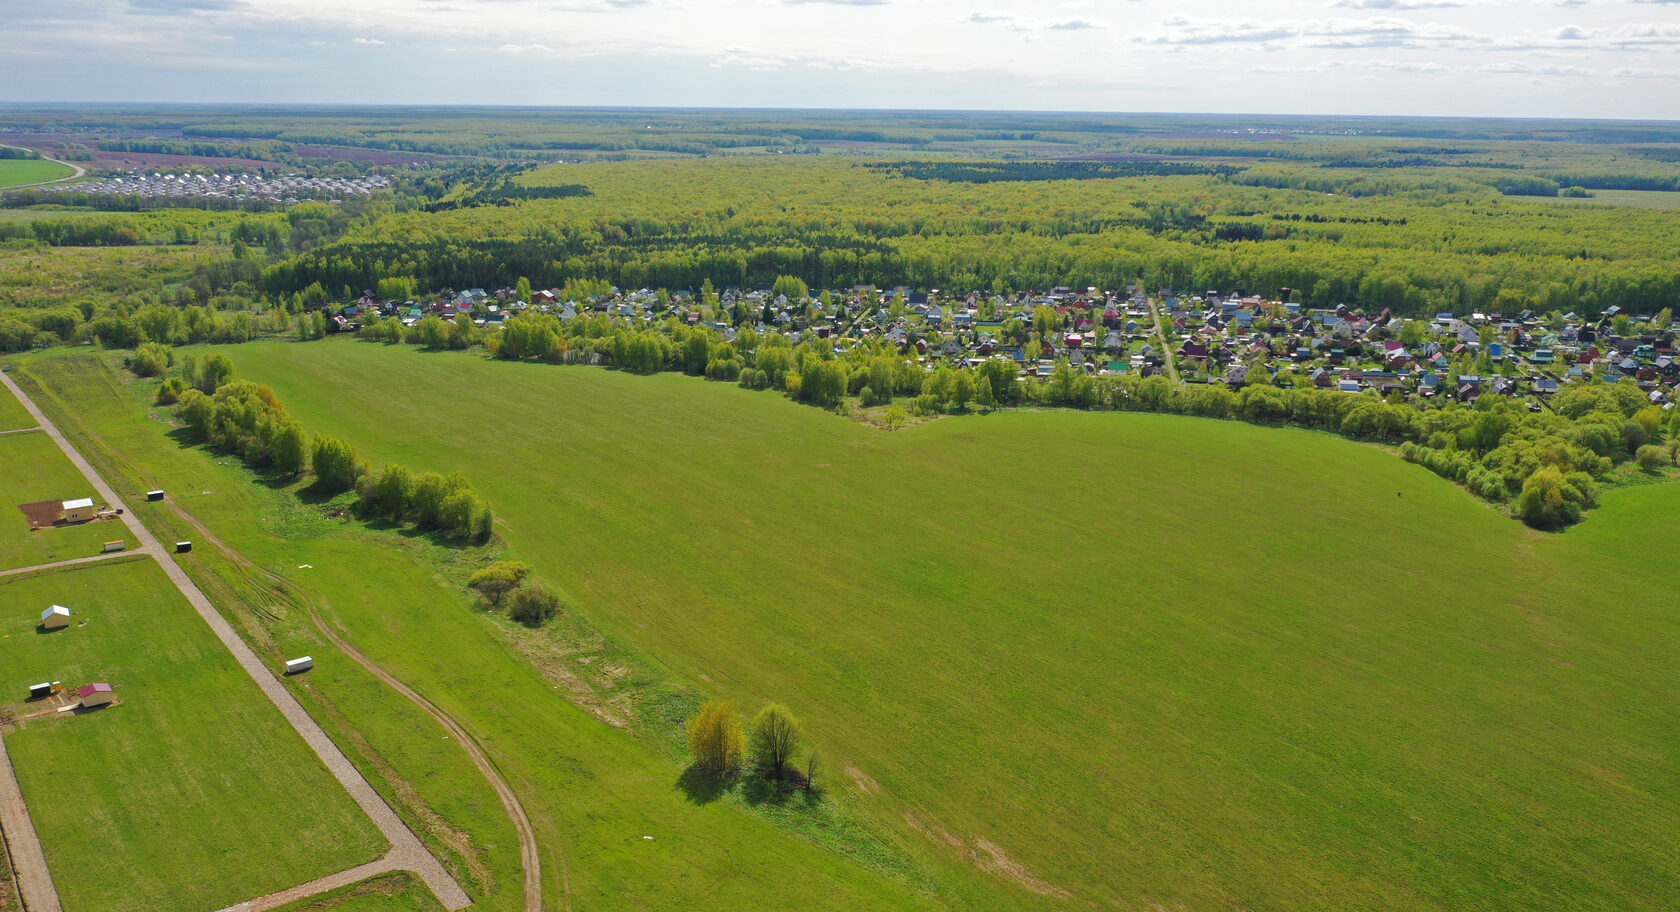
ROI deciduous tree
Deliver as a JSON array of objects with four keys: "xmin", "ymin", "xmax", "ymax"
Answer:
[{"xmin": 686, "ymin": 701, "xmax": 744, "ymax": 777}]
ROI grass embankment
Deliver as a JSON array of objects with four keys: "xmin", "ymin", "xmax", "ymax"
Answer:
[
  {"xmin": 0, "ymin": 558, "xmax": 385, "ymax": 912},
  {"xmin": 0, "ymin": 430, "xmax": 126, "ymax": 571},
  {"xmin": 218, "ymin": 339, "xmax": 1680, "ymax": 912},
  {"xmin": 0, "ymin": 159, "xmax": 72, "ymax": 189},
  {"xmin": 13, "ymin": 351, "xmax": 947, "ymax": 912}
]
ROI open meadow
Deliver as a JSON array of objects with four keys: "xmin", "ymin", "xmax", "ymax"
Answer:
[
  {"xmin": 0, "ymin": 430, "xmax": 125, "ymax": 571},
  {"xmin": 0, "ymin": 557, "xmax": 386, "ymax": 912},
  {"xmin": 14, "ymin": 341, "xmax": 1672, "ymax": 911},
  {"xmin": 13, "ymin": 350, "xmax": 955, "ymax": 912},
  {"xmin": 0, "ymin": 159, "xmax": 72, "ymax": 189}
]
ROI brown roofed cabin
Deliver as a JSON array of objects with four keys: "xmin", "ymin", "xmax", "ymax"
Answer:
[{"xmin": 77, "ymin": 682, "xmax": 114, "ymax": 708}]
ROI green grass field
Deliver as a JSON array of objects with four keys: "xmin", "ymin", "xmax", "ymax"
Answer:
[
  {"xmin": 11, "ymin": 351, "xmax": 952, "ymax": 912},
  {"xmin": 0, "ymin": 159, "xmax": 74, "ymax": 188},
  {"xmin": 0, "ymin": 208, "xmax": 102, "ymax": 223},
  {"xmin": 0, "ymin": 557, "xmax": 386, "ymax": 912},
  {"xmin": 14, "ymin": 344, "xmax": 1680, "ymax": 911},
  {"xmin": 0, "ymin": 430, "xmax": 126, "ymax": 571},
  {"xmin": 0, "ymin": 383, "xmax": 34, "ymax": 430}
]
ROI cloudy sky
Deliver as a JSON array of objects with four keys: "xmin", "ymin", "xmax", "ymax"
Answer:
[{"xmin": 4, "ymin": 0, "xmax": 1679, "ymax": 117}]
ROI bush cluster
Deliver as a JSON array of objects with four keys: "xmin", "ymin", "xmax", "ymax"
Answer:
[{"xmin": 357, "ymin": 464, "xmax": 493, "ymax": 543}]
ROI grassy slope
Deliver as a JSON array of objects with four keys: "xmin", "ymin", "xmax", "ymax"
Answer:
[
  {"xmin": 0, "ymin": 558, "xmax": 385, "ymax": 912},
  {"xmin": 13, "ymin": 351, "xmax": 949, "ymax": 912},
  {"xmin": 216, "ymin": 339, "xmax": 1680, "ymax": 912},
  {"xmin": 0, "ymin": 430, "xmax": 127, "ymax": 570},
  {"xmin": 0, "ymin": 159, "xmax": 72, "ymax": 188}
]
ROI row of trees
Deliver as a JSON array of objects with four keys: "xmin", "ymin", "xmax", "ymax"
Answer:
[
  {"xmin": 151, "ymin": 354, "xmax": 494, "ymax": 542},
  {"xmin": 355, "ymin": 462, "xmax": 493, "ymax": 543}
]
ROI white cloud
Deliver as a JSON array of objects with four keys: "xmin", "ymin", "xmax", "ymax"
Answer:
[{"xmin": 351, "ymin": 36, "xmax": 385, "ymax": 45}]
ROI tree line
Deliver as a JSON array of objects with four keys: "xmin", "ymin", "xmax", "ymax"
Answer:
[{"xmin": 143, "ymin": 346, "xmax": 493, "ymax": 542}]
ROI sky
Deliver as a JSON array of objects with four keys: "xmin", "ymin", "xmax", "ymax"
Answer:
[{"xmin": 4, "ymin": 0, "xmax": 1680, "ymax": 118}]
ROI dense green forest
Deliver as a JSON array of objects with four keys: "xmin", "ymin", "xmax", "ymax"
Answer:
[
  {"xmin": 251, "ymin": 156, "xmax": 1680, "ymax": 316},
  {"xmin": 3, "ymin": 107, "xmax": 1680, "ymax": 326}
]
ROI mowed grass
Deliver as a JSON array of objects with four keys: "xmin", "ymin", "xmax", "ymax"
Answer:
[
  {"xmin": 0, "ymin": 430, "xmax": 126, "ymax": 571},
  {"xmin": 213, "ymin": 339, "xmax": 1680, "ymax": 912},
  {"xmin": 0, "ymin": 159, "xmax": 73, "ymax": 188},
  {"xmin": 0, "ymin": 382, "xmax": 35, "ymax": 429},
  {"xmin": 0, "ymin": 557, "xmax": 386, "ymax": 912},
  {"xmin": 12, "ymin": 351, "xmax": 951, "ymax": 912}
]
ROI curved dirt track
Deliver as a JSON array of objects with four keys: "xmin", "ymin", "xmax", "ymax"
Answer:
[
  {"xmin": 165, "ymin": 503, "xmax": 556, "ymax": 912},
  {"xmin": 0, "ymin": 144, "xmax": 86, "ymax": 189},
  {"xmin": 307, "ymin": 610, "xmax": 553, "ymax": 912}
]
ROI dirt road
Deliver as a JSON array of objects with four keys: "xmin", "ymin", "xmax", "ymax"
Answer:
[
  {"xmin": 0, "ymin": 369, "xmax": 470, "ymax": 911},
  {"xmin": 0, "ymin": 145, "xmax": 86, "ymax": 190}
]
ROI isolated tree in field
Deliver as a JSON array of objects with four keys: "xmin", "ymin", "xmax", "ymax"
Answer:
[
  {"xmin": 310, "ymin": 435, "xmax": 365, "ymax": 493},
  {"xmin": 686, "ymin": 700, "xmax": 744, "ymax": 777},
  {"xmin": 884, "ymin": 404, "xmax": 907, "ymax": 431},
  {"xmin": 468, "ymin": 561, "xmax": 530, "ymax": 607},
  {"xmin": 749, "ymin": 703, "xmax": 804, "ymax": 780},
  {"xmin": 508, "ymin": 585, "xmax": 560, "ymax": 627}
]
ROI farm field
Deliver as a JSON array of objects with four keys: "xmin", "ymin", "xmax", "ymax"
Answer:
[
  {"xmin": 0, "ymin": 159, "xmax": 73, "ymax": 188},
  {"xmin": 11, "ymin": 350, "xmax": 956, "ymax": 912},
  {"xmin": 161, "ymin": 339, "xmax": 1680, "ymax": 912},
  {"xmin": 0, "ymin": 430, "xmax": 125, "ymax": 571},
  {"xmin": 1536, "ymin": 188, "xmax": 1680, "ymax": 209},
  {"xmin": 0, "ymin": 557, "xmax": 386, "ymax": 912}
]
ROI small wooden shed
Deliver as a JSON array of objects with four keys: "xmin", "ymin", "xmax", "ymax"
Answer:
[
  {"xmin": 60, "ymin": 498, "xmax": 97, "ymax": 523},
  {"xmin": 28, "ymin": 681, "xmax": 60, "ymax": 700},
  {"xmin": 146, "ymin": 490, "xmax": 165, "ymax": 502},
  {"xmin": 284, "ymin": 656, "xmax": 314, "ymax": 675},
  {"xmin": 41, "ymin": 605, "xmax": 71, "ymax": 629},
  {"xmin": 77, "ymin": 682, "xmax": 114, "ymax": 708}
]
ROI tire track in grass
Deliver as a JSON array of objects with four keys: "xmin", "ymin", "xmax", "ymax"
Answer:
[{"xmin": 166, "ymin": 501, "xmax": 558, "ymax": 912}]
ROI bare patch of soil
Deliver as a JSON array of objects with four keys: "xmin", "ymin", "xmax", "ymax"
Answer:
[
  {"xmin": 974, "ymin": 837, "xmax": 1072, "ymax": 898},
  {"xmin": 845, "ymin": 764, "xmax": 882, "ymax": 796},
  {"xmin": 903, "ymin": 810, "xmax": 1073, "ymax": 898}
]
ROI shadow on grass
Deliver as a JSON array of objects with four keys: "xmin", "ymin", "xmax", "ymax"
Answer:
[
  {"xmin": 676, "ymin": 764, "xmax": 731, "ymax": 805},
  {"xmin": 677, "ymin": 764, "xmax": 825, "ymax": 808}
]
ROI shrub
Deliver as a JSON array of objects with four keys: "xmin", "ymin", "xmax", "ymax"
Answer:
[
  {"xmin": 508, "ymin": 585, "xmax": 560, "ymax": 627},
  {"xmin": 310, "ymin": 435, "xmax": 366, "ymax": 494},
  {"xmin": 1635, "ymin": 444, "xmax": 1668, "ymax": 469},
  {"xmin": 127, "ymin": 341, "xmax": 172, "ymax": 378},
  {"xmin": 1516, "ymin": 466, "xmax": 1589, "ymax": 529}
]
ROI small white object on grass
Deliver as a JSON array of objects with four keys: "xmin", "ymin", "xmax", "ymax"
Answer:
[{"xmin": 643, "ymin": 836, "xmax": 653, "ymax": 840}]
